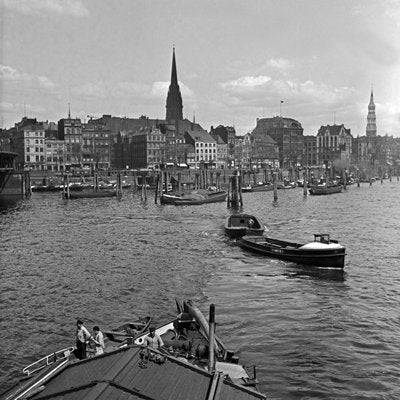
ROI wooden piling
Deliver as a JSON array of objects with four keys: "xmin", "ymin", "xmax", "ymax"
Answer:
[
  {"xmin": 303, "ymin": 171, "xmax": 307, "ymax": 196},
  {"xmin": 116, "ymin": 172, "xmax": 122, "ymax": 198},
  {"xmin": 154, "ymin": 173, "xmax": 160, "ymax": 204},
  {"xmin": 133, "ymin": 172, "xmax": 138, "ymax": 191},
  {"xmin": 273, "ymin": 172, "xmax": 278, "ymax": 202}
]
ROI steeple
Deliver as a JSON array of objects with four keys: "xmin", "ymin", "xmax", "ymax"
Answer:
[
  {"xmin": 165, "ymin": 47, "xmax": 183, "ymax": 121},
  {"xmin": 68, "ymin": 102, "xmax": 71, "ymax": 119},
  {"xmin": 366, "ymin": 87, "xmax": 377, "ymax": 137}
]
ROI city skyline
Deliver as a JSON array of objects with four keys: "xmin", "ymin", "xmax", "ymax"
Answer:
[{"xmin": 1, "ymin": 0, "xmax": 400, "ymax": 137}]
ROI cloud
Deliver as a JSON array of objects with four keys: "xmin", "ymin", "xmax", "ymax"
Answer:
[
  {"xmin": 220, "ymin": 75, "xmax": 272, "ymax": 90},
  {"xmin": 267, "ymin": 58, "xmax": 292, "ymax": 71},
  {"xmin": 151, "ymin": 81, "xmax": 195, "ymax": 99},
  {"xmin": 3, "ymin": 0, "xmax": 89, "ymax": 18},
  {"xmin": 0, "ymin": 65, "xmax": 56, "ymax": 89}
]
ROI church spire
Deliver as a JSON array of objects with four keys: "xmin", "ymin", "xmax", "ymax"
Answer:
[
  {"xmin": 171, "ymin": 47, "xmax": 178, "ymax": 87},
  {"xmin": 366, "ymin": 87, "xmax": 377, "ymax": 137},
  {"xmin": 166, "ymin": 47, "xmax": 183, "ymax": 121}
]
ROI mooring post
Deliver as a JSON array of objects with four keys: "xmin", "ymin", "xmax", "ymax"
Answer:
[
  {"xmin": 273, "ymin": 172, "xmax": 278, "ymax": 202},
  {"xmin": 303, "ymin": 170, "xmax": 307, "ymax": 196},
  {"xmin": 94, "ymin": 173, "xmax": 98, "ymax": 192},
  {"xmin": 154, "ymin": 173, "xmax": 159, "ymax": 204},
  {"xmin": 343, "ymin": 170, "xmax": 347, "ymax": 190},
  {"xmin": 239, "ymin": 174, "xmax": 243, "ymax": 206},
  {"xmin": 227, "ymin": 176, "xmax": 231, "ymax": 205},
  {"xmin": 66, "ymin": 174, "xmax": 70, "ymax": 199}
]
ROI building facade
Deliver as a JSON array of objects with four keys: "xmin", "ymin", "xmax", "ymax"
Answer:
[
  {"xmin": 130, "ymin": 127, "xmax": 166, "ymax": 169},
  {"xmin": 82, "ymin": 120, "xmax": 111, "ymax": 170},
  {"xmin": 58, "ymin": 111, "xmax": 83, "ymax": 168},
  {"xmin": 184, "ymin": 128, "xmax": 216, "ymax": 169},
  {"xmin": 316, "ymin": 124, "xmax": 353, "ymax": 168},
  {"xmin": 251, "ymin": 117, "xmax": 304, "ymax": 168}
]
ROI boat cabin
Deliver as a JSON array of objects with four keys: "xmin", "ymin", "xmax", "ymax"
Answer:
[{"xmin": 313, "ymin": 234, "xmax": 331, "ymax": 244}]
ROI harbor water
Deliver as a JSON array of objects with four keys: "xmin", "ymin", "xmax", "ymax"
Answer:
[{"xmin": 1, "ymin": 181, "xmax": 400, "ymax": 399}]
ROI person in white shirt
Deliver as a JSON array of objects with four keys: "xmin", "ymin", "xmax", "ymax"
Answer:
[
  {"xmin": 76, "ymin": 319, "xmax": 92, "ymax": 359},
  {"xmin": 92, "ymin": 326, "xmax": 105, "ymax": 356},
  {"xmin": 144, "ymin": 327, "xmax": 164, "ymax": 350}
]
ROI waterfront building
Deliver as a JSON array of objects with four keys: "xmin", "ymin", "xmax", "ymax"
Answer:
[
  {"xmin": 233, "ymin": 134, "xmax": 251, "ymax": 170},
  {"xmin": 184, "ymin": 127, "xmax": 216, "ymax": 169},
  {"xmin": 215, "ymin": 135, "xmax": 228, "ymax": 169},
  {"xmin": 210, "ymin": 125, "xmax": 236, "ymax": 168},
  {"xmin": 58, "ymin": 108, "xmax": 83, "ymax": 168},
  {"xmin": 130, "ymin": 127, "xmax": 166, "ymax": 169},
  {"xmin": 82, "ymin": 120, "xmax": 111, "ymax": 170},
  {"xmin": 250, "ymin": 131, "xmax": 279, "ymax": 169},
  {"xmin": 22, "ymin": 123, "xmax": 46, "ymax": 171},
  {"xmin": 45, "ymin": 135, "xmax": 65, "ymax": 172},
  {"xmin": 316, "ymin": 124, "xmax": 353, "ymax": 169},
  {"xmin": 303, "ymin": 135, "xmax": 318, "ymax": 166},
  {"xmin": 251, "ymin": 117, "xmax": 304, "ymax": 168}
]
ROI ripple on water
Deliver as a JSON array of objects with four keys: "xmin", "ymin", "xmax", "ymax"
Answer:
[{"xmin": 2, "ymin": 185, "xmax": 400, "ymax": 398}]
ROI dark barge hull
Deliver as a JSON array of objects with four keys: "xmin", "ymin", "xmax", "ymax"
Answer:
[
  {"xmin": 309, "ymin": 185, "xmax": 343, "ymax": 195},
  {"xmin": 239, "ymin": 235, "xmax": 346, "ymax": 269}
]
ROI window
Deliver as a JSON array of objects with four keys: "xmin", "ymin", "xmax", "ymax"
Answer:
[{"xmin": 26, "ymin": 147, "xmax": 30, "ymax": 153}]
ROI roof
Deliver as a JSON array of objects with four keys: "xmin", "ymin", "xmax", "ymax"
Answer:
[
  {"xmin": 26, "ymin": 346, "xmax": 266, "ymax": 400},
  {"xmin": 317, "ymin": 124, "xmax": 352, "ymax": 137}
]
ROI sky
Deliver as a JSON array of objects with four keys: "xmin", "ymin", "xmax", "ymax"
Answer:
[{"xmin": 1, "ymin": 0, "xmax": 400, "ymax": 137}]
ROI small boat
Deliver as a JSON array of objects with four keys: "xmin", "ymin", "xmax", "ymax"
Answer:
[
  {"xmin": 241, "ymin": 184, "xmax": 253, "ymax": 193},
  {"xmin": 224, "ymin": 213, "xmax": 265, "ymax": 238},
  {"xmin": 276, "ymin": 181, "xmax": 297, "ymax": 189},
  {"xmin": 239, "ymin": 233, "xmax": 346, "ymax": 268},
  {"xmin": 309, "ymin": 183, "xmax": 343, "ymax": 195},
  {"xmin": 251, "ymin": 182, "xmax": 273, "ymax": 192},
  {"xmin": 161, "ymin": 189, "xmax": 227, "ymax": 205}
]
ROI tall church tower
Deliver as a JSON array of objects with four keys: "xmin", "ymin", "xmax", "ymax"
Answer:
[
  {"xmin": 366, "ymin": 88, "xmax": 377, "ymax": 137},
  {"xmin": 165, "ymin": 47, "xmax": 183, "ymax": 121}
]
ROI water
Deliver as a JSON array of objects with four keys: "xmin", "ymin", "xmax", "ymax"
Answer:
[{"xmin": 1, "ymin": 182, "xmax": 400, "ymax": 399}]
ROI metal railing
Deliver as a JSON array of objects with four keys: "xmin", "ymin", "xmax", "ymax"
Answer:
[{"xmin": 22, "ymin": 346, "xmax": 75, "ymax": 376}]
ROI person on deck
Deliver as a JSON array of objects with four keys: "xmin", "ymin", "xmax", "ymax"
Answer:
[
  {"xmin": 92, "ymin": 326, "xmax": 105, "ymax": 356},
  {"xmin": 76, "ymin": 320, "xmax": 92, "ymax": 360},
  {"xmin": 144, "ymin": 327, "xmax": 164, "ymax": 350}
]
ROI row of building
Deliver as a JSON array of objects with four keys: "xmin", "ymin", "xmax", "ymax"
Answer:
[{"xmin": 0, "ymin": 49, "xmax": 399, "ymax": 175}]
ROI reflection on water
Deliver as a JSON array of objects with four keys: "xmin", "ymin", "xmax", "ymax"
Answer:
[{"xmin": 1, "ymin": 183, "xmax": 400, "ymax": 399}]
